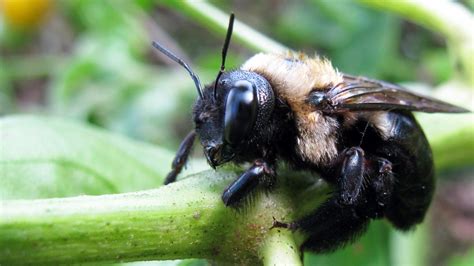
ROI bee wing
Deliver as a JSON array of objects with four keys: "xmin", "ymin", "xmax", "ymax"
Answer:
[{"xmin": 324, "ymin": 74, "xmax": 469, "ymax": 113}]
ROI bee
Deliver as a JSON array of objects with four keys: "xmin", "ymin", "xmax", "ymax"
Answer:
[{"xmin": 152, "ymin": 14, "xmax": 469, "ymax": 252}]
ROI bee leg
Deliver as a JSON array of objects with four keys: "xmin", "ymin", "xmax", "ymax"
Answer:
[
  {"xmin": 272, "ymin": 147, "xmax": 369, "ymax": 252},
  {"xmin": 368, "ymin": 157, "xmax": 394, "ymax": 219},
  {"xmin": 272, "ymin": 195, "xmax": 370, "ymax": 253},
  {"xmin": 222, "ymin": 160, "xmax": 275, "ymax": 206},
  {"xmin": 164, "ymin": 130, "xmax": 196, "ymax": 185},
  {"xmin": 337, "ymin": 147, "xmax": 366, "ymax": 206},
  {"xmin": 295, "ymin": 156, "xmax": 393, "ymax": 252}
]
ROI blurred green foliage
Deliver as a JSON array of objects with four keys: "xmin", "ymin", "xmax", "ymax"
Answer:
[
  {"xmin": 0, "ymin": 115, "xmax": 175, "ymax": 199},
  {"xmin": 0, "ymin": 0, "xmax": 473, "ymax": 265}
]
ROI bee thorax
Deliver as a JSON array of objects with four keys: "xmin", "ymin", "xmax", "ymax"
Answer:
[{"xmin": 296, "ymin": 112, "xmax": 339, "ymax": 165}]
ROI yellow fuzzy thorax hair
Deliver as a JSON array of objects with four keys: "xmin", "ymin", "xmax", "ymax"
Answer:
[
  {"xmin": 241, "ymin": 51, "xmax": 342, "ymax": 113},
  {"xmin": 242, "ymin": 51, "xmax": 342, "ymax": 90},
  {"xmin": 240, "ymin": 51, "xmax": 343, "ymax": 165}
]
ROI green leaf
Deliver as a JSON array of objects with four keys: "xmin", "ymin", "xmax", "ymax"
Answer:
[{"xmin": 0, "ymin": 115, "xmax": 175, "ymax": 199}]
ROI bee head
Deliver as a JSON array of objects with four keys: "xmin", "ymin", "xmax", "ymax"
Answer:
[
  {"xmin": 152, "ymin": 13, "xmax": 275, "ymax": 168},
  {"xmin": 194, "ymin": 70, "xmax": 274, "ymax": 167}
]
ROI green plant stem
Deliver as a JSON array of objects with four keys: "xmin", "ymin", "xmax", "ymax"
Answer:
[
  {"xmin": 359, "ymin": 0, "xmax": 474, "ymax": 86},
  {"xmin": 161, "ymin": 1, "xmax": 288, "ymax": 53},
  {"xmin": 262, "ymin": 228, "xmax": 303, "ymax": 266},
  {"xmin": 0, "ymin": 169, "xmax": 324, "ymax": 265}
]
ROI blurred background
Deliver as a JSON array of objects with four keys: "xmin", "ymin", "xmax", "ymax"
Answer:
[{"xmin": 0, "ymin": 0, "xmax": 473, "ymax": 265}]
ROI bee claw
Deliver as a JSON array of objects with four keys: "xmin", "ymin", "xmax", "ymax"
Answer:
[{"xmin": 270, "ymin": 216, "xmax": 294, "ymax": 231}]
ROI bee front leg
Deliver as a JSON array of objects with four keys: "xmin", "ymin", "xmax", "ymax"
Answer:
[
  {"xmin": 222, "ymin": 160, "xmax": 275, "ymax": 206},
  {"xmin": 164, "ymin": 130, "xmax": 196, "ymax": 185}
]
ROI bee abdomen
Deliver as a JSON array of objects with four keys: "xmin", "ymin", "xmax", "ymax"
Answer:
[{"xmin": 375, "ymin": 111, "xmax": 435, "ymax": 230}]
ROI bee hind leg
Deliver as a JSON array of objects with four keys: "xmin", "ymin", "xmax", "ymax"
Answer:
[
  {"xmin": 366, "ymin": 157, "xmax": 394, "ymax": 219},
  {"xmin": 272, "ymin": 153, "xmax": 395, "ymax": 253},
  {"xmin": 272, "ymin": 195, "xmax": 371, "ymax": 253},
  {"xmin": 272, "ymin": 146, "xmax": 371, "ymax": 252}
]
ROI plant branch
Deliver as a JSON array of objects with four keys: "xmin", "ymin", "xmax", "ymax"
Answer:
[
  {"xmin": 262, "ymin": 228, "xmax": 303, "ymax": 266},
  {"xmin": 0, "ymin": 168, "xmax": 325, "ymax": 265},
  {"xmin": 161, "ymin": 1, "xmax": 289, "ymax": 53},
  {"xmin": 429, "ymin": 122, "xmax": 474, "ymax": 172}
]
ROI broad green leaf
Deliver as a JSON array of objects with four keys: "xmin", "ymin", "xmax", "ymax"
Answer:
[{"xmin": 0, "ymin": 115, "xmax": 175, "ymax": 199}]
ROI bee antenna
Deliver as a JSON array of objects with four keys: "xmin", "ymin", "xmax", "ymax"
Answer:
[
  {"xmin": 358, "ymin": 120, "xmax": 370, "ymax": 147},
  {"xmin": 214, "ymin": 13, "xmax": 235, "ymax": 99},
  {"xmin": 152, "ymin": 41, "xmax": 204, "ymax": 99}
]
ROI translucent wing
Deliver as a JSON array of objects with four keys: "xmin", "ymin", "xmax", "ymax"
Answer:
[{"xmin": 320, "ymin": 74, "xmax": 469, "ymax": 113}]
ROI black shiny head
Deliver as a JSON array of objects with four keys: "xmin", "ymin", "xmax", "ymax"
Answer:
[
  {"xmin": 187, "ymin": 13, "xmax": 273, "ymax": 168},
  {"xmin": 153, "ymin": 13, "xmax": 275, "ymax": 168},
  {"xmin": 194, "ymin": 70, "xmax": 274, "ymax": 168}
]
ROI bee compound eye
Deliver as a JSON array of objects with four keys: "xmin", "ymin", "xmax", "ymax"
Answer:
[{"xmin": 224, "ymin": 80, "xmax": 258, "ymax": 145}]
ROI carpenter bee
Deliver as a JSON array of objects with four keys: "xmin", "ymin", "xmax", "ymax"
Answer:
[{"xmin": 152, "ymin": 14, "xmax": 469, "ymax": 252}]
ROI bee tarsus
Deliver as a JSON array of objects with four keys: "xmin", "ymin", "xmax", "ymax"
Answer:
[{"xmin": 222, "ymin": 160, "xmax": 276, "ymax": 207}]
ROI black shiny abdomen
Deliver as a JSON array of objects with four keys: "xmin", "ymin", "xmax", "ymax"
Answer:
[
  {"xmin": 336, "ymin": 111, "xmax": 435, "ymax": 230},
  {"xmin": 373, "ymin": 111, "xmax": 435, "ymax": 230},
  {"xmin": 272, "ymin": 104, "xmax": 435, "ymax": 231}
]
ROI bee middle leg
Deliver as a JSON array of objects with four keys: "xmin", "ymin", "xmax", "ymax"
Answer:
[{"xmin": 222, "ymin": 159, "xmax": 275, "ymax": 206}]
